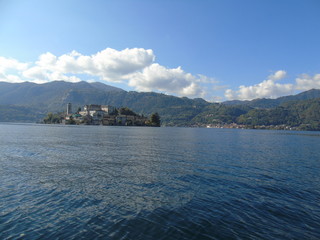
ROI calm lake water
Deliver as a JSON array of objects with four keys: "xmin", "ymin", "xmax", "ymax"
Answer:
[{"xmin": 1, "ymin": 123, "xmax": 320, "ymax": 239}]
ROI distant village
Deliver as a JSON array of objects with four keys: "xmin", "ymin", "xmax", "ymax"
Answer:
[{"xmin": 44, "ymin": 103, "xmax": 160, "ymax": 127}]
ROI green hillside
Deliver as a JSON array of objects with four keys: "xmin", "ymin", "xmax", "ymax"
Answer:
[
  {"xmin": 1, "ymin": 81, "xmax": 320, "ymax": 130},
  {"xmin": 237, "ymin": 98, "xmax": 320, "ymax": 130},
  {"xmin": 0, "ymin": 81, "xmax": 210, "ymax": 125}
]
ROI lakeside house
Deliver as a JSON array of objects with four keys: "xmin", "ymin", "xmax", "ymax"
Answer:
[{"xmin": 65, "ymin": 103, "xmax": 148, "ymax": 126}]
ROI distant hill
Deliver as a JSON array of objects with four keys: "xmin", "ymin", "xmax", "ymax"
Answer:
[
  {"xmin": 1, "ymin": 81, "xmax": 320, "ymax": 129},
  {"xmin": 0, "ymin": 81, "xmax": 124, "ymax": 109},
  {"xmin": 0, "ymin": 105, "xmax": 43, "ymax": 122},
  {"xmin": 236, "ymin": 97, "xmax": 320, "ymax": 130},
  {"xmin": 223, "ymin": 89, "xmax": 320, "ymax": 108},
  {"xmin": 0, "ymin": 81, "xmax": 210, "ymax": 124},
  {"xmin": 89, "ymin": 82, "xmax": 125, "ymax": 93}
]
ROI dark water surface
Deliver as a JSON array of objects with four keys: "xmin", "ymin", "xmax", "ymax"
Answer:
[{"xmin": 1, "ymin": 123, "xmax": 320, "ymax": 239}]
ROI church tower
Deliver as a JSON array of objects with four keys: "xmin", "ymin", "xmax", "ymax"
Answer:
[{"xmin": 67, "ymin": 103, "xmax": 72, "ymax": 115}]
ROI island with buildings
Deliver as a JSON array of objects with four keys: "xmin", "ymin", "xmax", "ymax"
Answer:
[{"xmin": 43, "ymin": 103, "xmax": 161, "ymax": 127}]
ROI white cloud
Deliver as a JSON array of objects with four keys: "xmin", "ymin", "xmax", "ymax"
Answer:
[
  {"xmin": 2, "ymin": 74, "xmax": 25, "ymax": 83},
  {"xmin": 269, "ymin": 70, "xmax": 286, "ymax": 80},
  {"xmin": 21, "ymin": 48, "xmax": 156, "ymax": 83},
  {"xmin": 0, "ymin": 57, "xmax": 28, "ymax": 73},
  {"xmin": 0, "ymin": 57, "xmax": 28, "ymax": 83},
  {"xmin": 37, "ymin": 52, "xmax": 57, "ymax": 67},
  {"xmin": 126, "ymin": 63, "xmax": 206, "ymax": 97},
  {"xmin": 8, "ymin": 48, "xmax": 320, "ymax": 101},
  {"xmin": 0, "ymin": 48, "xmax": 220, "ymax": 99},
  {"xmin": 23, "ymin": 66, "xmax": 47, "ymax": 80},
  {"xmin": 295, "ymin": 73, "xmax": 320, "ymax": 91},
  {"xmin": 225, "ymin": 70, "xmax": 294, "ymax": 100},
  {"xmin": 92, "ymin": 48, "xmax": 155, "ymax": 80}
]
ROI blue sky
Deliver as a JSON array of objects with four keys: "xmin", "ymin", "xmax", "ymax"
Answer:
[{"xmin": 0, "ymin": 0, "xmax": 319, "ymax": 101}]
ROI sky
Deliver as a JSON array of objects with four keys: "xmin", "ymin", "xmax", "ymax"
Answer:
[{"xmin": 0, "ymin": 0, "xmax": 320, "ymax": 102}]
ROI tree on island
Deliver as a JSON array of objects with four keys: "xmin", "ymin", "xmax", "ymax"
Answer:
[
  {"xmin": 149, "ymin": 112, "xmax": 161, "ymax": 127},
  {"xmin": 118, "ymin": 107, "xmax": 137, "ymax": 116},
  {"xmin": 43, "ymin": 112, "xmax": 62, "ymax": 124}
]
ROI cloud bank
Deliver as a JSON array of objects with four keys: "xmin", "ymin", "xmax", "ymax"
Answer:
[
  {"xmin": 0, "ymin": 48, "xmax": 214, "ymax": 98},
  {"xmin": 224, "ymin": 71, "xmax": 320, "ymax": 100},
  {"xmin": 225, "ymin": 70, "xmax": 294, "ymax": 100},
  {"xmin": 1, "ymin": 48, "xmax": 320, "ymax": 101},
  {"xmin": 127, "ymin": 63, "xmax": 205, "ymax": 97},
  {"xmin": 295, "ymin": 74, "xmax": 320, "ymax": 91}
]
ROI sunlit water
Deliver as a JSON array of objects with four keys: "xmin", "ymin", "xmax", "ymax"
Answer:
[{"xmin": 1, "ymin": 123, "xmax": 320, "ymax": 239}]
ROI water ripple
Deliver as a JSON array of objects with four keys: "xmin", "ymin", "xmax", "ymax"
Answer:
[{"xmin": 1, "ymin": 125, "xmax": 320, "ymax": 239}]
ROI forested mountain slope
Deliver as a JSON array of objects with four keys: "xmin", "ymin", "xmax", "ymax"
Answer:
[{"xmin": 1, "ymin": 81, "xmax": 320, "ymax": 129}]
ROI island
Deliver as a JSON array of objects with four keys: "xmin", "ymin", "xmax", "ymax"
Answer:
[{"xmin": 43, "ymin": 103, "xmax": 161, "ymax": 127}]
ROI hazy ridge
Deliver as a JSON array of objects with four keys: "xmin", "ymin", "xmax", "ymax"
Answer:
[{"xmin": 1, "ymin": 81, "xmax": 320, "ymax": 129}]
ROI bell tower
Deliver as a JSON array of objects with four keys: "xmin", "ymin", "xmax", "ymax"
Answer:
[{"xmin": 67, "ymin": 103, "xmax": 72, "ymax": 115}]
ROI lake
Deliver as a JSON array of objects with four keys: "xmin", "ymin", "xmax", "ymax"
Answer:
[{"xmin": 0, "ymin": 123, "xmax": 320, "ymax": 239}]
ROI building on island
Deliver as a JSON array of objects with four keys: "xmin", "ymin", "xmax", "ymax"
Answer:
[{"xmin": 66, "ymin": 104, "xmax": 148, "ymax": 126}]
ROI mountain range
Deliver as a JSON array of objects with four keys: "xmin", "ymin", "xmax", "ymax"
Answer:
[
  {"xmin": 1, "ymin": 81, "xmax": 320, "ymax": 129},
  {"xmin": 224, "ymin": 89, "xmax": 320, "ymax": 108}
]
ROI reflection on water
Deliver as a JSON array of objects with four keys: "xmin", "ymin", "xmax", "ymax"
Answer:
[{"xmin": 1, "ymin": 124, "xmax": 320, "ymax": 239}]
